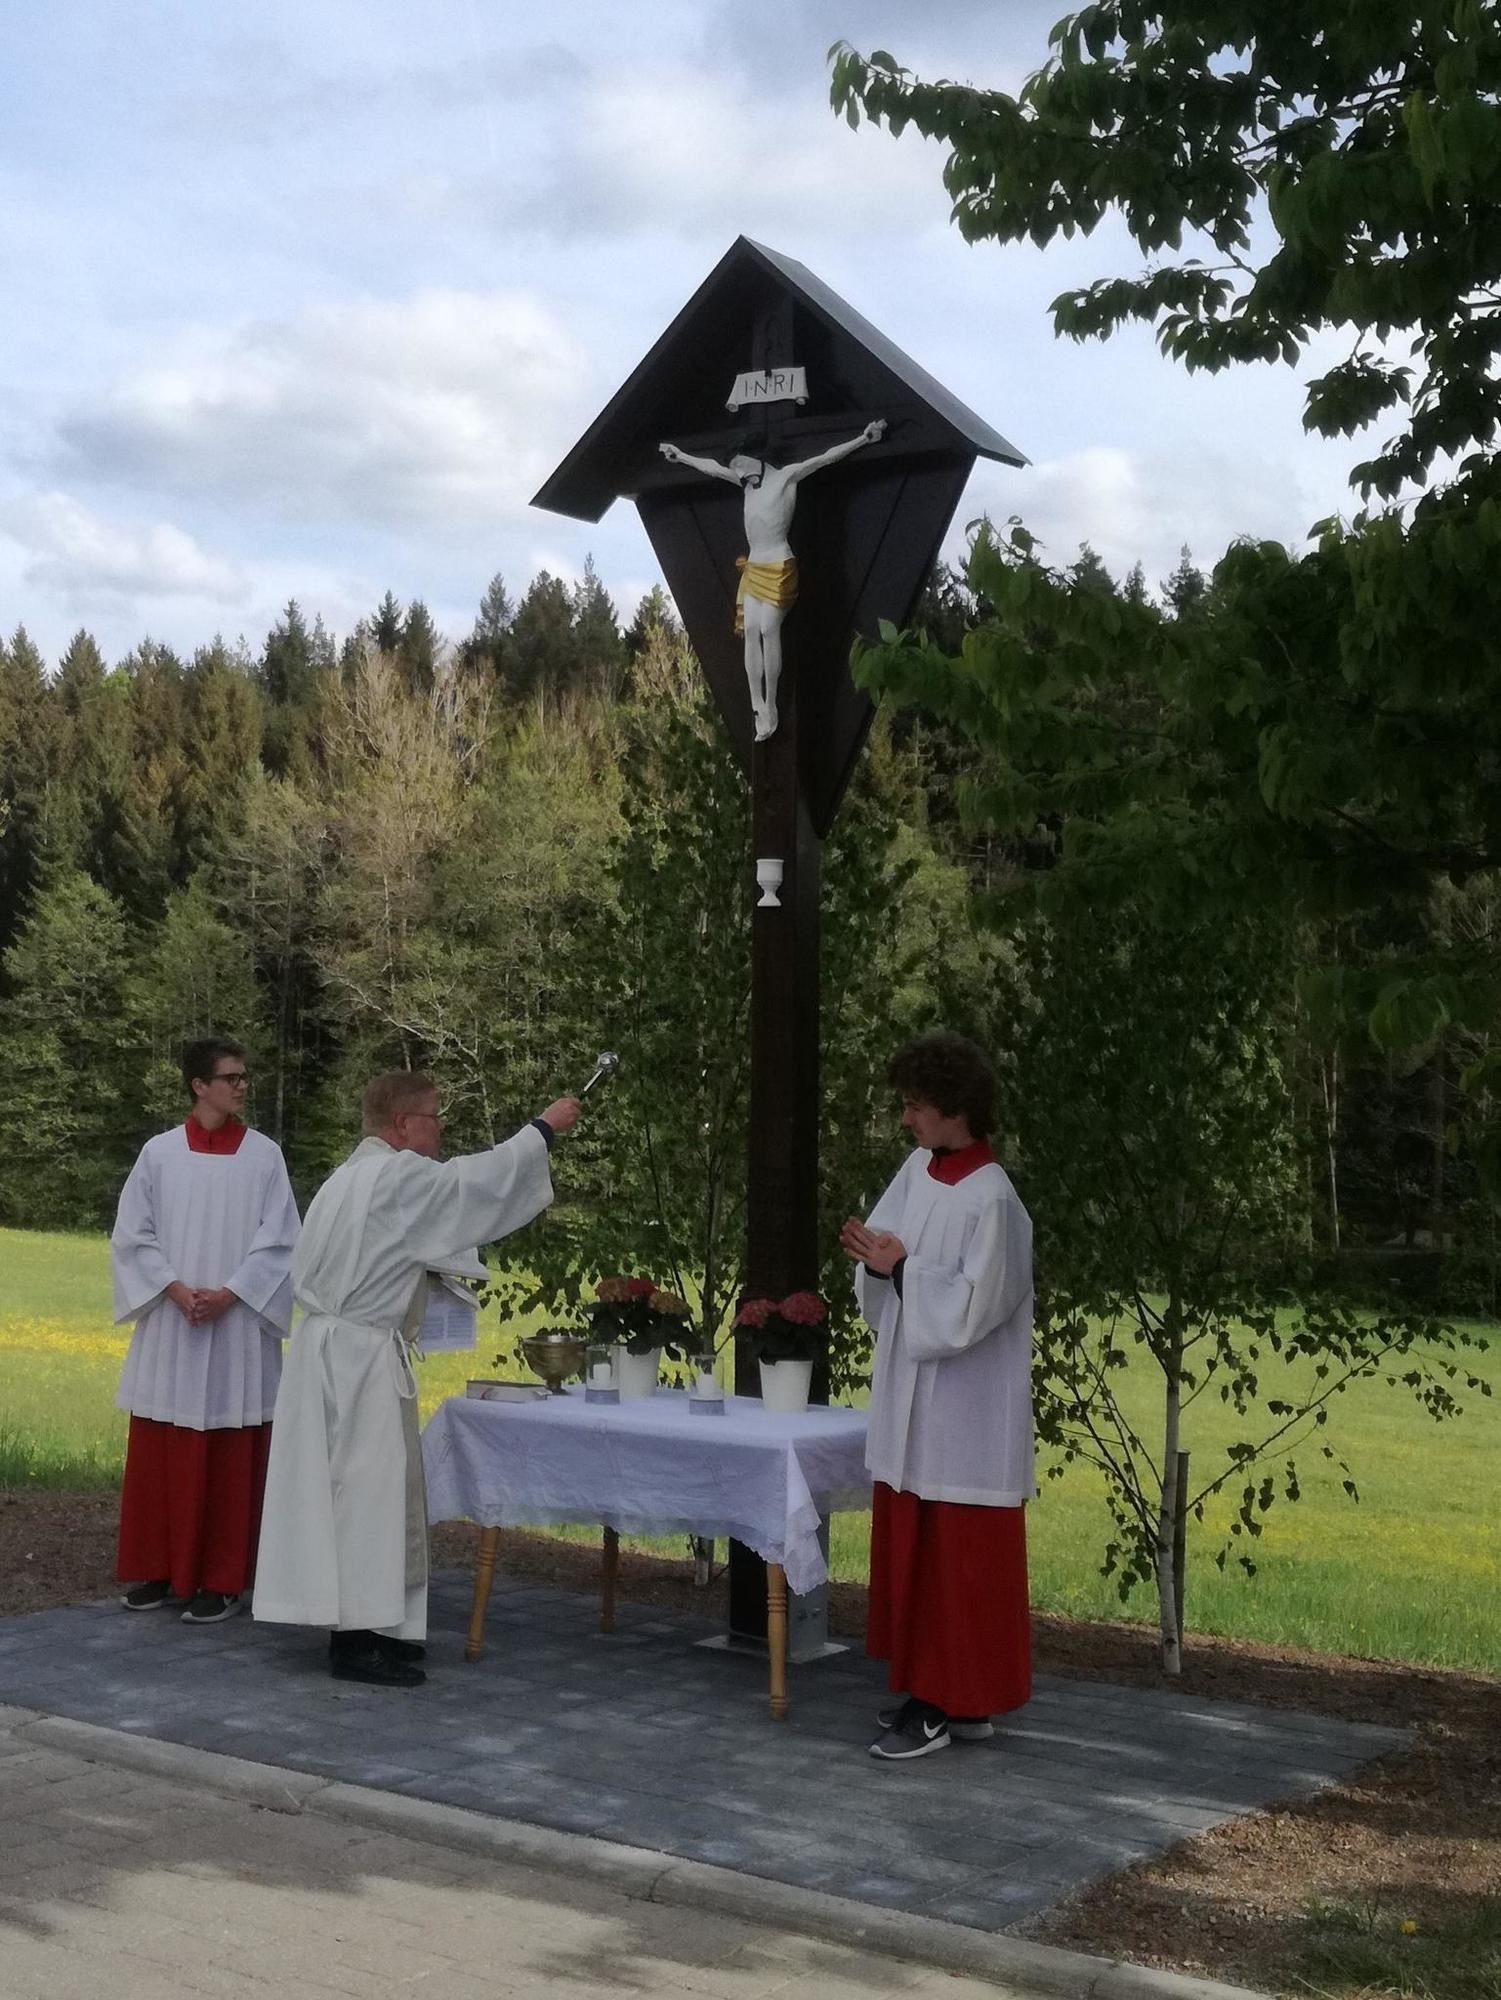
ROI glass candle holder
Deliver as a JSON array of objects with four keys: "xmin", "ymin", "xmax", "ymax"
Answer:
[
  {"xmin": 688, "ymin": 1352, "xmax": 724, "ymax": 1415},
  {"xmin": 585, "ymin": 1343, "xmax": 618, "ymax": 1405}
]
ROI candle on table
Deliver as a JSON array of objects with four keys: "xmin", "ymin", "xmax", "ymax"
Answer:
[{"xmin": 590, "ymin": 1362, "xmax": 613, "ymax": 1388}]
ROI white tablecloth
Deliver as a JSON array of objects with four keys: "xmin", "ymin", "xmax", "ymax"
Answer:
[{"xmin": 421, "ymin": 1389, "xmax": 871, "ymax": 1596}]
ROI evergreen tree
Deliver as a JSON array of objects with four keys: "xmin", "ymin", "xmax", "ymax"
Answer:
[
  {"xmin": 506, "ymin": 572, "xmax": 579, "ymax": 713},
  {"xmin": 134, "ymin": 874, "xmax": 266, "ymax": 1129},
  {"xmin": 370, "ymin": 591, "xmax": 404, "ymax": 655},
  {"xmin": 623, "ymin": 584, "xmax": 679, "ymax": 661},
  {"xmin": 178, "ymin": 641, "xmax": 264, "ymax": 876},
  {"xmin": 0, "ymin": 626, "xmax": 64, "ymax": 965},
  {"xmin": 571, "ymin": 556, "xmax": 626, "ymax": 699},
  {"xmin": 1070, "ymin": 543, "xmax": 1116, "ymax": 594},
  {"xmin": 461, "ymin": 572, "xmax": 515, "ymax": 682},
  {"xmin": 1162, "ymin": 547, "xmax": 1207, "ymax": 616},
  {"xmin": 0, "ymin": 867, "xmax": 142, "ymax": 1225},
  {"xmin": 260, "ymin": 601, "xmax": 325, "ymax": 777},
  {"xmin": 398, "ymin": 599, "xmax": 440, "ymax": 695}
]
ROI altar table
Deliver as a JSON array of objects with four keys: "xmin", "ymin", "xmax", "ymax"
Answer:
[{"xmin": 421, "ymin": 1389, "xmax": 871, "ymax": 1717}]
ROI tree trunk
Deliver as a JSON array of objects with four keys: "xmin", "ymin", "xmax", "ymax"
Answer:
[
  {"xmin": 1320, "ymin": 1049, "xmax": 1341, "ymax": 1254},
  {"xmin": 1155, "ymin": 1307, "xmax": 1184, "ymax": 1676}
]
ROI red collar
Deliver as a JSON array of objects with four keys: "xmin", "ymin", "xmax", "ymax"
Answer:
[
  {"xmin": 926, "ymin": 1139, "xmax": 995, "ymax": 1185},
  {"xmin": 184, "ymin": 1115, "xmax": 247, "ymax": 1156}
]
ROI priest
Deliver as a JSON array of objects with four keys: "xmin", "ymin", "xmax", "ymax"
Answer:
[
  {"xmin": 112, "ymin": 1037, "xmax": 300, "ymax": 1625},
  {"xmin": 253, "ymin": 1071, "xmax": 580, "ymax": 1687},
  {"xmin": 840, "ymin": 1033, "xmax": 1034, "ymax": 1761}
]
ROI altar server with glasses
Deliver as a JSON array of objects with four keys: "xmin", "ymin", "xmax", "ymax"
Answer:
[{"xmin": 112, "ymin": 1037, "xmax": 300, "ymax": 1626}]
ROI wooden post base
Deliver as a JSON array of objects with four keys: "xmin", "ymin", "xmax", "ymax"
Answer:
[
  {"xmin": 465, "ymin": 1525, "xmax": 502, "ymax": 1661},
  {"xmin": 766, "ymin": 1562, "xmax": 788, "ymax": 1720}
]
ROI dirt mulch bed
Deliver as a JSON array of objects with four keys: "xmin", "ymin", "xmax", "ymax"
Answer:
[{"xmin": 5, "ymin": 1491, "xmax": 1497, "ymax": 1997}]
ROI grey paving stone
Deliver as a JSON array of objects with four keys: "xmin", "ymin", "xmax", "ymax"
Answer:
[{"xmin": 0, "ymin": 1565, "xmax": 1404, "ymax": 1940}]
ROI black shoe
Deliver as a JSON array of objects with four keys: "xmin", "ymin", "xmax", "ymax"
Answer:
[
  {"xmin": 121, "ymin": 1579, "xmax": 177, "ymax": 1611},
  {"xmin": 328, "ymin": 1631, "xmax": 426, "ymax": 1665},
  {"xmin": 377, "ymin": 1635, "xmax": 426, "ymax": 1664},
  {"xmin": 180, "ymin": 1590, "xmax": 242, "ymax": 1625},
  {"xmin": 329, "ymin": 1639, "xmax": 425, "ymax": 1688},
  {"xmin": 870, "ymin": 1701, "xmax": 950, "ymax": 1761}
]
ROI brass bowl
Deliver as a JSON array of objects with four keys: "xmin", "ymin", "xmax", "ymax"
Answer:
[{"xmin": 520, "ymin": 1329, "xmax": 589, "ymax": 1395}]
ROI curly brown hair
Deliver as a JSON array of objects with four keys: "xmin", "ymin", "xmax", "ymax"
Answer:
[{"xmin": 886, "ymin": 1033, "xmax": 996, "ymax": 1137}]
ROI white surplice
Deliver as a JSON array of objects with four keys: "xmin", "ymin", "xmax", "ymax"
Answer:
[
  {"xmin": 855, "ymin": 1149, "xmax": 1035, "ymax": 1506},
  {"xmin": 112, "ymin": 1127, "xmax": 299, "ymax": 1430},
  {"xmin": 253, "ymin": 1129, "xmax": 553, "ymax": 1640}
]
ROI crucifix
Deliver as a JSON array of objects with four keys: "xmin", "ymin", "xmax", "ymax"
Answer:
[
  {"xmin": 657, "ymin": 419, "xmax": 886, "ymax": 741},
  {"xmin": 533, "ymin": 236, "xmax": 1024, "ymax": 1653}
]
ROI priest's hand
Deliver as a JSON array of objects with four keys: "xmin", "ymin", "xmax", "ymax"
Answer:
[
  {"xmin": 166, "ymin": 1280, "xmax": 197, "ymax": 1320},
  {"xmin": 189, "ymin": 1287, "xmax": 237, "ymax": 1324},
  {"xmin": 540, "ymin": 1096, "xmax": 582, "ymax": 1135}
]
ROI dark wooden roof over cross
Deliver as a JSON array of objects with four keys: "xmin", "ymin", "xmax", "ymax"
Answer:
[{"xmin": 533, "ymin": 235, "xmax": 1024, "ymax": 833}]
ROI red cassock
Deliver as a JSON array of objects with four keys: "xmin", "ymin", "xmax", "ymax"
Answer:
[
  {"xmin": 866, "ymin": 1481, "xmax": 1031, "ymax": 1716},
  {"xmin": 862, "ymin": 1138, "xmax": 1034, "ymax": 1716},
  {"xmin": 115, "ymin": 1114, "xmax": 275, "ymax": 1598}
]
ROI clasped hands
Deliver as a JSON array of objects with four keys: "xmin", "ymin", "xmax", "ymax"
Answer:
[
  {"xmin": 166, "ymin": 1280, "xmax": 237, "ymax": 1326},
  {"xmin": 839, "ymin": 1218, "xmax": 906, "ymax": 1276}
]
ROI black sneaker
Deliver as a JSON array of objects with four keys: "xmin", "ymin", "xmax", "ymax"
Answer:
[
  {"xmin": 121, "ymin": 1579, "xmax": 176, "ymax": 1611},
  {"xmin": 875, "ymin": 1696, "xmax": 920, "ymax": 1731},
  {"xmin": 329, "ymin": 1639, "xmax": 425, "ymax": 1689},
  {"xmin": 180, "ymin": 1590, "xmax": 242, "ymax": 1624},
  {"xmin": 877, "ymin": 1698, "xmax": 993, "ymax": 1741},
  {"xmin": 869, "ymin": 1702, "xmax": 950, "ymax": 1761}
]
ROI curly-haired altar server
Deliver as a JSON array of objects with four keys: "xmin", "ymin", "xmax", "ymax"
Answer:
[{"xmin": 841, "ymin": 1033, "xmax": 1034, "ymax": 1761}]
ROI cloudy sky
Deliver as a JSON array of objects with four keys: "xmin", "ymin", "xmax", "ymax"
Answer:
[{"xmin": 0, "ymin": 1, "xmax": 1369, "ymax": 665}]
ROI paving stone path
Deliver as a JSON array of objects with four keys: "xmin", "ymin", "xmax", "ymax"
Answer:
[{"xmin": 0, "ymin": 1567, "xmax": 1403, "ymax": 1935}]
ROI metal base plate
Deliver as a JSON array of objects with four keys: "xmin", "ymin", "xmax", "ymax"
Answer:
[{"xmin": 695, "ymin": 1631, "xmax": 850, "ymax": 1668}]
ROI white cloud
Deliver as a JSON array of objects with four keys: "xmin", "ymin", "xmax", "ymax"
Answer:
[
  {"xmin": 58, "ymin": 290, "xmax": 593, "ymax": 535},
  {"xmin": 956, "ymin": 444, "xmax": 1322, "ymax": 592},
  {"xmin": 0, "ymin": 492, "xmax": 250, "ymax": 607},
  {"xmin": 518, "ymin": 63, "xmax": 954, "ymax": 244}
]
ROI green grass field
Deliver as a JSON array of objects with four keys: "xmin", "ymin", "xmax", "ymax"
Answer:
[{"xmin": 3, "ymin": 1225, "xmax": 1497, "ymax": 1672}]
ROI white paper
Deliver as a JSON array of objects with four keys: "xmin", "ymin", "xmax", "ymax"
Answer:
[{"xmin": 417, "ymin": 1275, "xmax": 479, "ymax": 1353}]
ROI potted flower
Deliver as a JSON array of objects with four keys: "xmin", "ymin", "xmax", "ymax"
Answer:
[
  {"xmin": 586, "ymin": 1276, "xmax": 693, "ymax": 1399},
  {"xmin": 733, "ymin": 1291, "xmax": 828, "ymax": 1414}
]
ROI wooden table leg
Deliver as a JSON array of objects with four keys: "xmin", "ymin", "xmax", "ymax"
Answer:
[
  {"xmin": 464, "ymin": 1525, "xmax": 501, "ymax": 1662},
  {"xmin": 601, "ymin": 1526, "xmax": 619, "ymax": 1633},
  {"xmin": 767, "ymin": 1562, "xmax": 788, "ymax": 1720}
]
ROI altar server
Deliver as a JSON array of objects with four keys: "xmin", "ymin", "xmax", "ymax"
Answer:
[
  {"xmin": 112, "ymin": 1037, "xmax": 299, "ymax": 1625},
  {"xmin": 840, "ymin": 1033, "xmax": 1034, "ymax": 1760},
  {"xmin": 253, "ymin": 1071, "xmax": 580, "ymax": 1687}
]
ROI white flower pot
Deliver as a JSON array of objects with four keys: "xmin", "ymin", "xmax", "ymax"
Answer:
[
  {"xmin": 616, "ymin": 1347, "xmax": 661, "ymax": 1401},
  {"xmin": 758, "ymin": 1357, "xmax": 813, "ymax": 1415}
]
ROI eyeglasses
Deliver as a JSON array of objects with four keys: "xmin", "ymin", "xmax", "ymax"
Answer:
[
  {"xmin": 210, "ymin": 1071, "xmax": 250, "ymax": 1087},
  {"xmin": 404, "ymin": 1108, "xmax": 445, "ymax": 1124}
]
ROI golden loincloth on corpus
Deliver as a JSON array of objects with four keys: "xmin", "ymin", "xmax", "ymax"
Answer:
[{"xmin": 734, "ymin": 555, "xmax": 799, "ymax": 635}]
